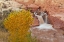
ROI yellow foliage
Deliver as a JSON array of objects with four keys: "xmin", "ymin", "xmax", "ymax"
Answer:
[{"xmin": 3, "ymin": 10, "xmax": 33, "ymax": 42}]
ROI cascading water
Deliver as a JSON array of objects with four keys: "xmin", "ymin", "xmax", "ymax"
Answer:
[
  {"xmin": 34, "ymin": 11, "xmax": 55, "ymax": 30},
  {"xmin": 34, "ymin": 12, "xmax": 44, "ymax": 24},
  {"xmin": 41, "ymin": 12, "xmax": 48, "ymax": 23}
]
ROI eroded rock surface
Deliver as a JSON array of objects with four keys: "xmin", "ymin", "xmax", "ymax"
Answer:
[
  {"xmin": 31, "ymin": 28, "xmax": 64, "ymax": 42},
  {"xmin": 15, "ymin": 0, "xmax": 64, "ymax": 29},
  {"xmin": 49, "ymin": 13, "xmax": 64, "ymax": 29},
  {"xmin": 31, "ymin": 16, "xmax": 39, "ymax": 27}
]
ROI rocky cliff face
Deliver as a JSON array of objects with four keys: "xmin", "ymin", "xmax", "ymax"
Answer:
[
  {"xmin": 0, "ymin": 0, "xmax": 64, "ymax": 42},
  {"xmin": 15, "ymin": 0, "xmax": 64, "ymax": 29}
]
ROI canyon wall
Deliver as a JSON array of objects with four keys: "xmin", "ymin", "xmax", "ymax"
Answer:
[{"xmin": 15, "ymin": 0, "xmax": 64, "ymax": 29}]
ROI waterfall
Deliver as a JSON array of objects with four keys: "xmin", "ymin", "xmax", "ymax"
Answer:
[
  {"xmin": 42, "ymin": 13, "xmax": 48, "ymax": 23},
  {"xmin": 34, "ymin": 11, "xmax": 55, "ymax": 30},
  {"xmin": 34, "ymin": 11, "xmax": 48, "ymax": 24},
  {"xmin": 37, "ymin": 16, "xmax": 44, "ymax": 24},
  {"xmin": 34, "ymin": 13, "xmax": 44, "ymax": 25}
]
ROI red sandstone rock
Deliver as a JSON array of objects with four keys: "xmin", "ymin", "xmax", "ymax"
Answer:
[
  {"xmin": 27, "ymin": 4, "xmax": 39, "ymax": 12},
  {"xmin": 27, "ymin": 4, "xmax": 39, "ymax": 9},
  {"xmin": 40, "ymin": 0, "xmax": 64, "ymax": 29},
  {"xmin": 15, "ymin": 0, "xmax": 34, "ymax": 5},
  {"xmin": 34, "ymin": 0, "xmax": 45, "ymax": 6},
  {"xmin": 31, "ymin": 16, "xmax": 39, "ymax": 27},
  {"xmin": 48, "ymin": 13, "xmax": 64, "ymax": 28},
  {"xmin": 31, "ymin": 28, "xmax": 64, "ymax": 42},
  {"xmin": 15, "ymin": 0, "xmax": 64, "ymax": 29}
]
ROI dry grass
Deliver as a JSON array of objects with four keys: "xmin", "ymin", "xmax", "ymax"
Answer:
[{"xmin": 0, "ymin": 28, "xmax": 8, "ymax": 42}]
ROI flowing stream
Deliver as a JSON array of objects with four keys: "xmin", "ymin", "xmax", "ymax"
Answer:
[{"xmin": 34, "ymin": 12, "xmax": 55, "ymax": 30}]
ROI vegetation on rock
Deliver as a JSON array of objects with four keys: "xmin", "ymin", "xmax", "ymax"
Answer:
[{"xmin": 3, "ymin": 10, "xmax": 34, "ymax": 42}]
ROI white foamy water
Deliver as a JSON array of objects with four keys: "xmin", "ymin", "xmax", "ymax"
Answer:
[
  {"xmin": 34, "ymin": 13, "xmax": 54, "ymax": 30},
  {"xmin": 36, "ymin": 15, "xmax": 44, "ymax": 24},
  {"xmin": 35, "ymin": 23, "xmax": 55, "ymax": 30}
]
